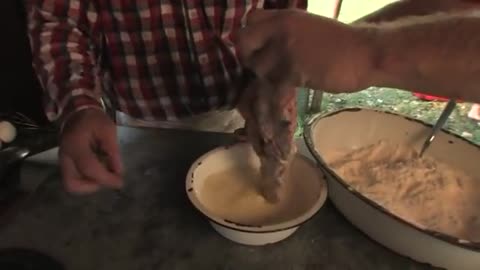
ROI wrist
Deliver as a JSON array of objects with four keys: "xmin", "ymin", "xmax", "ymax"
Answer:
[
  {"xmin": 58, "ymin": 94, "xmax": 105, "ymax": 134},
  {"xmin": 60, "ymin": 107, "xmax": 105, "ymax": 136}
]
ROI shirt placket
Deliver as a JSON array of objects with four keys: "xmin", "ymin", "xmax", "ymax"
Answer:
[{"xmin": 181, "ymin": 0, "xmax": 220, "ymax": 110}]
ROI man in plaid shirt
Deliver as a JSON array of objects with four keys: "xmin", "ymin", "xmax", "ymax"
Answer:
[
  {"xmin": 29, "ymin": 0, "xmax": 480, "ymax": 195},
  {"xmin": 27, "ymin": 0, "xmax": 307, "ymax": 194}
]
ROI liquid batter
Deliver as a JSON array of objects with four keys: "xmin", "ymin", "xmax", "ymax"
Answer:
[{"xmin": 198, "ymin": 156, "xmax": 322, "ymax": 226}]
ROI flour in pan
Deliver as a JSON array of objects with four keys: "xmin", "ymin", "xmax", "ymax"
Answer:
[{"xmin": 329, "ymin": 140, "xmax": 480, "ymax": 242}]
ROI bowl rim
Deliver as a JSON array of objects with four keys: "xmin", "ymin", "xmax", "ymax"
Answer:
[
  {"xmin": 185, "ymin": 142, "xmax": 328, "ymax": 233},
  {"xmin": 303, "ymin": 107, "xmax": 480, "ymax": 251}
]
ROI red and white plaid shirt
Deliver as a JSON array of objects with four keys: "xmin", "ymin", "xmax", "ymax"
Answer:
[{"xmin": 27, "ymin": 0, "xmax": 307, "ymax": 122}]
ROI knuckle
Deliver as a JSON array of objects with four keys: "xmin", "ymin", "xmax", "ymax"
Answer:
[
  {"xmin": 80, "ymin": 164, "xmax": 100, "ymax": 180},
  {"xmin": 63, "ymin": 178, "xmax": 79, "ymax": 193},
  {"xmin": 280, "ymin": 10, "xmax": 296, "ymax": 31}
]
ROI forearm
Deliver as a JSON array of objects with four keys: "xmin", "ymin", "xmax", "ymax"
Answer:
[
  {"xmin": 365, "ymin": 12, "xmax": 480, "ymax": 102},
  {"xmin": 355, "ymin": 0, "xmax": 480, "ymax": 23},
  {"xmin": 27, "ymin": 0, "xmax": 103, "ymax": 124}
]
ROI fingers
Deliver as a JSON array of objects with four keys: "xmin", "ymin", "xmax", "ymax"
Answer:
[
  {"xmin": 60, "ymin": 155, "xmax": 100, "ymax": 194},
  {"xmin": 58, "ymin": 109, "xmax": 124, "ymax": 195},
  {"xmin": 246, "ymin": 42, "xmax": 282, "ymax": 81},
  {"xmin": 75, "ymin": 148, "xmax": 123, "ymax": 189},
  {"xmin": 236, "ymin": 17, "xmax": 279, "ymax": 67},
  {"xmin": 98, "ymin": 127, "xmax": 123, "ymax": 175},
  {"xmin": 236, "ymin": 13, "xmax": 294, "ymax": 87},
  {"xmin": 60, "ymin": 136, "xmax": 123, "ymax": 194}
]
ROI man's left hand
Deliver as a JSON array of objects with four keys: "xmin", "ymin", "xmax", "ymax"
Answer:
[{"xmin": 235, "ymin": 9, "xmax": 376, "ymax": 93}]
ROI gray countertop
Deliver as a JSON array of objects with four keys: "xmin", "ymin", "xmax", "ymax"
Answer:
[{"xmin": 0, "ymin": 127, "xmax": 437, "ymax": 270}]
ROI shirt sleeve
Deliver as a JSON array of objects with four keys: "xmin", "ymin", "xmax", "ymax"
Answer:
[
  {"xmin": 26, "ymin": 0, "xmax": 103, "ymax": 124},
  {"xmin": 264, "ymin": 0, "xmax": 308, "ymax": 10}
]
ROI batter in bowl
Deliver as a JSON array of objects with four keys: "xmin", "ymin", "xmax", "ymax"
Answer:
[
  {"xmin": 198, "ymin": 156, "xmax": 321, "ymax": 226},
  {"xmin": 329, "ymin": 140, "xmax": 480, "ymax": 242}
]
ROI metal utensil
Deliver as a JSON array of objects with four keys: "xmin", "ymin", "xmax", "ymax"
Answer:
[
  {"xmin": 419, "ymin": 99, "xmax": 456, "ymax": 157},
  {"xmin": 0, "ymin": 147, "xmax": 30, "ymax": 173},
  {"xmin": 0, "ymin": 146, "xmax": 30, "ymax": 200},
  {"xmin": 0, "ymin": 147, "xmax": 30, "ymax": 180}
]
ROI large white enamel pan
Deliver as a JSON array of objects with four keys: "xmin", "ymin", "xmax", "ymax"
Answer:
[{"xmin": 304, "ymin": 108, "xmax": 480, "ymax": 270}]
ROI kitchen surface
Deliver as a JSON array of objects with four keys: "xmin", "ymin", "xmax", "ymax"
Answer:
[{"xmin": 0, "ymin": 126, "xmax": 438, "ymax": 270}]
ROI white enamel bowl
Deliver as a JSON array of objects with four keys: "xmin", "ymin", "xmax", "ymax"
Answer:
[
  {"xmin": 186, "ymin": 142, "xmax": 328, "ymax": 246},
  {"xmin": 304, "ymin": 108, "xmax": 480, "ymax": 270}
]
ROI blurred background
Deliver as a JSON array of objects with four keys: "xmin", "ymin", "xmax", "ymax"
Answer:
[{"xmin": 0, "ymin": 1, "xmax": 48, "ymax": 126}]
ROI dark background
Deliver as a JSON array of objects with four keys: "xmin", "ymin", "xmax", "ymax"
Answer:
[{"xmin": 0, "ymin": 0, "xmax": 48, "ymax": 125}]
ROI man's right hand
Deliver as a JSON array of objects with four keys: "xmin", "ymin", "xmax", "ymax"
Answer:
[{"xmin": 59, "ymin": 109, "xmax": 123, "ymax": 194}]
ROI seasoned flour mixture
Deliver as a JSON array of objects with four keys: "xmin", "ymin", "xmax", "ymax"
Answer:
[
  {"xmin": 199, "ymin": 157, "xmax": 321, "ymax": 226},
  {"xmin": 329, "ymin": 140, "xmax": 480, "ymax": 242}
]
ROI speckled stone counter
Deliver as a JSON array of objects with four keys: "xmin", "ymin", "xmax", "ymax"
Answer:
[{"xmin": 0, "ymin": 127, "xmax": 438, "ymax": 270}]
